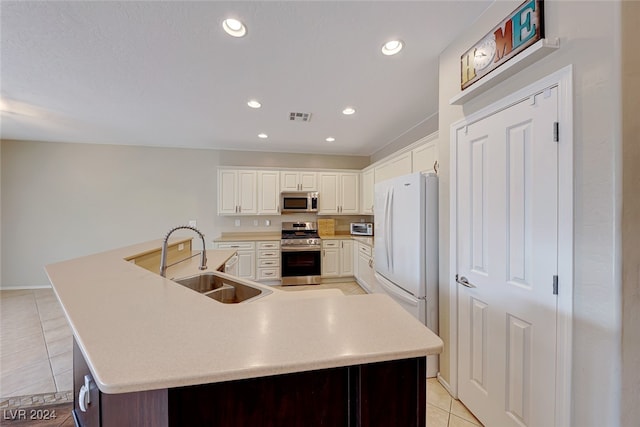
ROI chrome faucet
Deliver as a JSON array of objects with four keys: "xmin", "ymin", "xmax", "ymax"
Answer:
[{"xmin": 159, "ymin": 225, "xmax": 208, "ymax": 277}]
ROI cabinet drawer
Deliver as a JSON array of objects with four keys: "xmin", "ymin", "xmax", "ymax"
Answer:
[
  {"xmin": 259, "ymin": 258, "xmax": 280, "ymax": 268},
  {"xmin": 258, "ymin": 241, "xmax": 280, "ymax": 250},
  {"xmin": 215, "ymin": 241, "xmax": 255, "ymax": 250},
  {"xmin": 322, "ymin": 240, "xmax": 340, "ymax": 248},
  {"xmin": 358, "ymin": 244, "xmax": 372, "ymax": 257},
  {"xmin": 258, "ymin": 250, "xmax": 280, "ymax": 259},
  {"xmin": 258, "ymin": 268, "xmax": 280, "ymax": 280}
]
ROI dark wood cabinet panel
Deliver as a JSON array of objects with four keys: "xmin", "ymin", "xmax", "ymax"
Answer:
[
  {"xmin": 101, "ymin": 390, "xmax": 168, "ymax": 427},
  {"xmin": 169, "ymin": 367, "xmax": 350, "ymax": 426},
  {"xmin": 355, "ymin": 357, "xmax": 426, "ymax": 427}
]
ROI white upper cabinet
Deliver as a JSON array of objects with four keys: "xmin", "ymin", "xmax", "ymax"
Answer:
[
  {"xmin": 412, "ymin": 139, "xmax": 439, "ymax": 174},
  {"xmin": 280, "ymin": 171, "xmax": 317, "ymax": 191},
  {"xmin": 374, "ymin": 152, "xmax": 412, "ymax": 184},
  {"xmin": 318, "ymin": 172, "xmax": 359, "ymax": 214},
  {"xmin": 217, "ymin": 169, "xmax": 257, "ymax": 215},
  {"xmin": 360, "ymin": 168, "xmax": 375, "ymax": 214},
  {"xmin": 257, "ymin": 170, "xmax": 280, "ymax": 215}
]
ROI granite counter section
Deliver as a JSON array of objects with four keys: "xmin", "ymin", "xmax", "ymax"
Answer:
[{"xmin": 45, "ymin": 238, "xmax": 441, "ymax": 395}]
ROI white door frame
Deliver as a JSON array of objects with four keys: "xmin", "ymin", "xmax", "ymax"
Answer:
[{"xmin": 448, "ymin": 65, "xmax": 573, "ymax": 427}]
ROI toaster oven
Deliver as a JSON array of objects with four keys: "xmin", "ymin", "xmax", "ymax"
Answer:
[{"xmin": 350, "ymin": 223, "xmax": 373, "ymax": 236}]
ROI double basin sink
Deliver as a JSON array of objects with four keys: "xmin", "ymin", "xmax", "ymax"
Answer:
[{"xmin": 173, "ymin": 271, "xmax": 272, "ymax": 304}]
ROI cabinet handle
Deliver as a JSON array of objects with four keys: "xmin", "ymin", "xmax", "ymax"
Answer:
[
  {"xmin": 265, "ymin": 272, "xmax": 274, "ymax": 276},
  {"xmin": 79, "ymin": 375, "xmax": 92, "ymax": 412}
]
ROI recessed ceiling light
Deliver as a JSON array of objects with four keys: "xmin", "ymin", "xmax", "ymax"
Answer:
[
  {"xmin": 325, "ymin": 137, "xmax": 336, "ymax": 142},
  {"xmin": 247, "ymin": 99, "xmax": 261, "ymax": 108},
  {"xmin": 381, "ymin": 40, "xmax": 404, "ymax": 56},
  {"xmin": 258, "ymin": 133, "xmax": 268, "ymax": 139},
  {"xmin": 223, "ymin": 18, "xmax": 247, "ymax": 37},
  {"xmin": 342, "ymin": 107, "xmax": 356, "ymax": 115}
]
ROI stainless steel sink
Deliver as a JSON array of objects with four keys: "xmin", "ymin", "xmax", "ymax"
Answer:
[{"xmin": 173, "ymin": 271, "xmax": 271, "ymax": 303}]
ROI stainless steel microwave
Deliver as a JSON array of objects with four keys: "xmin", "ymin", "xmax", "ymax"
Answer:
[{"xmin": 280, "ymin": 192, "xmax": 319, "ymax": 213}]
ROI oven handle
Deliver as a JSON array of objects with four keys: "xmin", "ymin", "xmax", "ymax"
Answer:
[{"xmin": 281, "ymin": 246, "xmax": 322, "ymax": 252}]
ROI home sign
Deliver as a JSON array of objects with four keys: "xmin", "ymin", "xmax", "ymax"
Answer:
[{"xmin": 460, "ymin": 0, "xmax": 544, "ymax": 90}]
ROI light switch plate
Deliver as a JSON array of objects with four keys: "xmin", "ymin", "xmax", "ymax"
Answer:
[{"xmin": 234, "ymin": 219, "xmax": 241, "ymax": 227}]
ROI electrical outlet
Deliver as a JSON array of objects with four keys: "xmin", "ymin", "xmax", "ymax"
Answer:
[
  {"xmin": 178, "ymin": 243, "xmax": 185, "ymax": 251},
  {"xmin": 234, "ymin": 219, "xmax": 241, "ymax": 227},
  {"xmin": 265, "ymin": 219, "xmax": 271, "ymax": 226},
  {"xmin": 253, "ymin": 220, "xmax": 259, "ymax": 226},
  {"xmin": 188, "ymin": 220, "xmax": 197, "ymax": 228}
]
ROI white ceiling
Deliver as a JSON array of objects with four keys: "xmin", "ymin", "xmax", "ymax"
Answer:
[{"xmin": 1, "ymin": 1, "xmax": 492, "ymax": 156}]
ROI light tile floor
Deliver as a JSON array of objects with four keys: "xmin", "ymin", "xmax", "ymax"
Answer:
[
  {"xmin": 0, "ymin": 289, "xmax": 73, "ymax": 399},
  {"xmin": 0, "ymin": 284, "xmax": 483, "ymax": 427}
]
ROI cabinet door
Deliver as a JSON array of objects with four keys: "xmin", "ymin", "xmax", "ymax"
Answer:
[
  {"xmin": 353, "ymin": 242, "xmax": 360, "ymax": 280},
  {"xmin": 412, "ymin": 140, "xmax": 439, "ymax": 174},
  {"xmin": 357, "ymin": 252, "xmax": 372, "ymax": 292},
  {"xmin": 361, "ymin": 169, "xmax": 375, "ymax": 214},
  {"xmin": 237, "ymin": 250, "xmax": 256, "ymax": 280},
  {"xmin": 339, "ymin": 174, "xmax": 359, "ymax": 214},
  {"xmin": 299, "ymin": 172, "xmax": 317, "ymax": 191},
  {"xmin": 322, "ymin": 248, "xmax": 340, "ymax": 277},
  {"xmin": 375, "ymin": 152, "xmax": 412, "ymax": 183},
  {"xmin": 280, "ymin": 171, "xmax": 300, "ymax": 191},
  {"xmin": 218, "ymin": 170, "xmax": 238, "ymax": 215},
  {"xmin": 318, "ymin": 173, "xmax": 339, "ymax": 214},
  {"xmin": 258, "ymin": 171, "xmax": 280, "ymax": 215},
  {"xmin": 340, "ymin": 240, "xmax": 354, "ymax": 276},
  {"xmin": 237, "ymin": 170, "xmax": 257, "ymax": 214}
]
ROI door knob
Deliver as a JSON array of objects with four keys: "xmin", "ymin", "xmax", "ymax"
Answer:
[{"xmin": 455, "ymin": 274, "xmax": 477, "ymax": 288}]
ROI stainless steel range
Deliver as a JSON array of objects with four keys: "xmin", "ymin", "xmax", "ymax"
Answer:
[{"xmin": 280, "ymin": 222, "xmax": 321, "ymax": 286}]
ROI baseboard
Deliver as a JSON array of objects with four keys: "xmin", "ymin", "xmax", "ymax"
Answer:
[
  {"xmin": 437, "ymin": 372, "xmax": 456, "ymax": 399},
  {"xmin": 0, "ymin": 284, "xmax": 52, "ymax": 291}
]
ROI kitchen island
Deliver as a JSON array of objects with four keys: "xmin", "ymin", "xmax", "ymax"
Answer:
[{"xmin": 45, "ymin": 238, "xmax": 443, "ymax": 426}]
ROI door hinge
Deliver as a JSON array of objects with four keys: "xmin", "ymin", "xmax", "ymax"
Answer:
[
  {"xmin": 553, "ymin": 122, "xmax": 559, "ymax": 142},
  {"xmin": 553, "ymin": 275, "xmax": 559, "ymax": 295}
]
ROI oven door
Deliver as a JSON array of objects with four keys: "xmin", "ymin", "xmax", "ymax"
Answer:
[{"xmin": 281, "ymin": 247, "xmax": 321, "ymax": 285}]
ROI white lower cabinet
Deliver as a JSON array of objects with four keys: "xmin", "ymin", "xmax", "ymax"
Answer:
[
  {"xmin": 321, "ymin": 240, "xmax": 353, "ymax": 278},
  {"xmin": 214, "ymin": 240, "xmax": 281, "ymax": 282},
  {"xmin": 355, "ymin": 242, "xmax": 378, "ymax": 293},
  {"xmin": 214, "ymin": 241, "xmax": 256, "ymax": 280},
  {"xmin": 256, "ymin": 241, "xmax": 280, "ymax": 281}
]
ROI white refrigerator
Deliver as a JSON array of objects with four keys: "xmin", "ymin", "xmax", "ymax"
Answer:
[{"xmin": 374, "ymin": 172, "xmax": 439, "ymax": 377}]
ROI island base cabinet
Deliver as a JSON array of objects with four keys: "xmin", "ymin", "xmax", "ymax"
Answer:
[{"xmin": 74, "ymin": 336, "xmax": 426, "ymax": 427}]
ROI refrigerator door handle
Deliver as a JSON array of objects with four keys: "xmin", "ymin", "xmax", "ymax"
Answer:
[
  {"xmin": 376, "ymin": 273, "xmax": 418, "ymax": 304},
  {"xmin": 387, "ymin": 188, "xmax": 394, "ymax": 271}
]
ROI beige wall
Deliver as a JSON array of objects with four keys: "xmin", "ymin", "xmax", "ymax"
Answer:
[
  {"xmin": 0, "ymin": 140, "xmax": 367, "ymax": 288},
  {"xmin": 621, "ymin": 1, "xmax": 640, "ymax": 424},
  {"xmin": 370, "ymin": 112, "xmax": 439, "ymax": 163},
  {"xmin": 0, "ymin": 140, "xmax": 3, "ymax": 287},
  {"xmin": 438, "ymin": 1, "xmax": 623, "ymax": 425}
]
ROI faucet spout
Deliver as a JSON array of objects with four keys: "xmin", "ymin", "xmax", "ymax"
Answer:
[{"xmin": 159, "ymin": 225, "xmax": 208, "ymax": 277}]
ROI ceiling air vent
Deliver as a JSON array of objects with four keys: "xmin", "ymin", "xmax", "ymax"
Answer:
[{"xmin": 289, "ymin": 112, "xmax": 312, "ymax": 122}]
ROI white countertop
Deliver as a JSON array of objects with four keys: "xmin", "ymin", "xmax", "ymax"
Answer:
[{"xmin": 45, "ymin": 238, "xmax": 441, "ymax": 394}]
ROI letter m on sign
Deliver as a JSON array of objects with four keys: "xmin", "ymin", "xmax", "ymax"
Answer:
[{"xmin": 494, "ymin": 20, "xmax": 513, "ymax": 63}]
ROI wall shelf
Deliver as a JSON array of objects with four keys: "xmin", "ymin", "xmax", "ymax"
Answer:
[{"xmin": 449, "ymin": 38, "xmax": 560, "ymax": 105}]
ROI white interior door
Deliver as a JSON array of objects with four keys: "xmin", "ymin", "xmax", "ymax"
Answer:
[{"xmin": 455, "ymin": 87, "xmax": 559, "ymax": 427}]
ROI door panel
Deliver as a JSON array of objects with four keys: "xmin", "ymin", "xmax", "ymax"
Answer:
[{"xmin": 456, "ymin": 87, "xmax": 559, "ymax": 427}]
